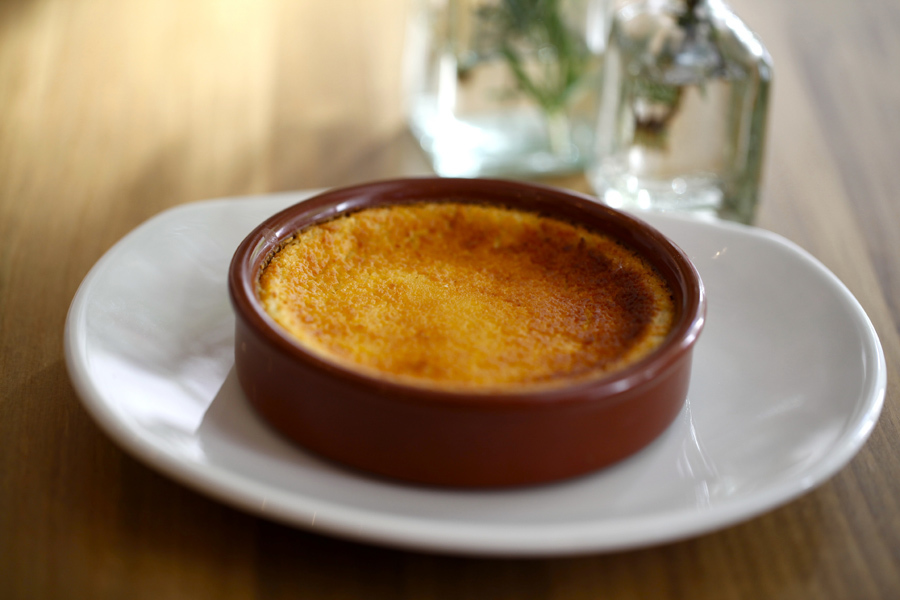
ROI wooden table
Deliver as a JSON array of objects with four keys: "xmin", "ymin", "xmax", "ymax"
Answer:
[{"xmin": 2, "ymin": 0, "xmax": 898, "ymax": 597}]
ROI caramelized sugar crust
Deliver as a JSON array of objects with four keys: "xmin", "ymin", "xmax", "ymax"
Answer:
[{"xmin": 258, "ymin": 203, "xmax": 675, "ymax": 390}]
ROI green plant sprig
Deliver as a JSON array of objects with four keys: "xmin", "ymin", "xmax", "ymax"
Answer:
[{"xmin": 478, "ymin": 0, "xmax": 590, "ymax": 115}]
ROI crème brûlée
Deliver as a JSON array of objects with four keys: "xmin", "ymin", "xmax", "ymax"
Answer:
[{"xmin": 257, "ymin": 202, "xmax": 675, "ymax": 391}]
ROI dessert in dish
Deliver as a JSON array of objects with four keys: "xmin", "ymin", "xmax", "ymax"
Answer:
[
  {"xmin": 229, "ymin": 178, "xmax": 705, "ymax": 487},
  {"xmin": 258, "ymin": 202, "xmax": 675, "ymax": 390}
]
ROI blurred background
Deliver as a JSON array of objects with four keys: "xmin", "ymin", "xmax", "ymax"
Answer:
[
  {"xmin": 2, "ymin": 0, "xmax": 900, "ymax": 598},
  {"xmin": 1, "ymin": 0, "xmax": 417, "ymax": 205}
]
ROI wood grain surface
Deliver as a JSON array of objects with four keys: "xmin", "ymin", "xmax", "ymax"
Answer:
[{"xmin": 2, "ymin": 0, "xmax": 899, "ymax": 598}]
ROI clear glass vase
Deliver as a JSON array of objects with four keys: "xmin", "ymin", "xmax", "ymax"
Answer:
[
  {"xmin": 588, "ymin": 0, "xmax": 772, "ymax": 224},
  {"xmin": 404, "ymin": 0, "xmax": 612, "ymax": 178}
]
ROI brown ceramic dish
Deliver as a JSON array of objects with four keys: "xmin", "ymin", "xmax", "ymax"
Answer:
[{"xmin": 228, "ymin": 178, "xmax": 706, "ymax": 488}]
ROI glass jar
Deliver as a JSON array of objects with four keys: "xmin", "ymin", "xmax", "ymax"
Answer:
[
  {"xmin": 588, "ymin": 0, "xmax": 772, "ymax": 224},
  {"xmin": 404, "ymin": 0, "xmax": 612, "ymax": 178}
]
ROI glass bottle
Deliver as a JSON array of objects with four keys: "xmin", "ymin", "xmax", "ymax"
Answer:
[
  {"xmin": 404, "ymin": 0, "xmax": 612, "ymax": 178},
  {"xmin": 588, "ymin": 0, "xmax": 771, "ymax": 224}
]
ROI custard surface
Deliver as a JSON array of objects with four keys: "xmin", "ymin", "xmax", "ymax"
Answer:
[{"xmin": 258, "ymin": 203, "xmax": 674, "ymax": 390}]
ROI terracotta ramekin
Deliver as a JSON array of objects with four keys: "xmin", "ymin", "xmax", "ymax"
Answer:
[{"xmin": 228, "ymin": 178, "xmax": 706, "ymax": 488}]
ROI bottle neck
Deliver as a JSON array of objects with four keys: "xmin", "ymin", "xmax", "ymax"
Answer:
[
  {"xmin": 684, "ymin": 0, "xmax": 710, "ymax": 8},
  {"xmin": 675, "ymin": 0, "xmax": 713, "ymax": 30}
]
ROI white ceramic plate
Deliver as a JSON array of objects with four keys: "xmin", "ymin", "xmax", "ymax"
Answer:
[{"xmin": 64, "ymin": 191, "xmax": 885, "ymax": 557}]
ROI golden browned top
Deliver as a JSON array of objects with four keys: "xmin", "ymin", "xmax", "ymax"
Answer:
[{"xmin": 258, "ymin": 203, "xmax": 674, "ymax": 390}]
